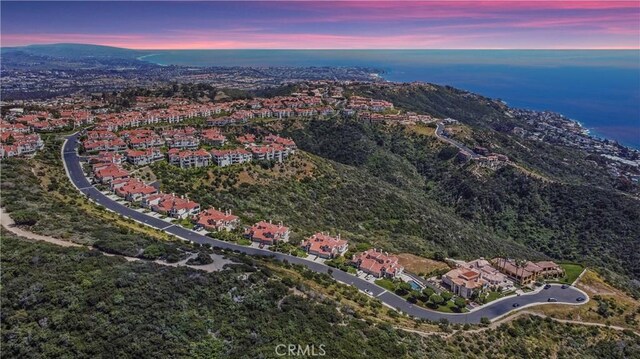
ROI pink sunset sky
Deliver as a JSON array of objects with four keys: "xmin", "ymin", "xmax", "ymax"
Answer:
[{"xmin": 1, "ymin": 1, "xmax": 639, "ymax": 49}]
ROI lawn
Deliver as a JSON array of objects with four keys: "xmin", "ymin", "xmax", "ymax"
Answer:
[
  {"xmin": 483, "ymin": 290, "xmax": 516, "ymax": 304},
  {"xmin": 550, "ymin": 263, "xmax": 585, "ymax": 284},
  {"xmin": 485, "ymin": 291, "xmax": 502, "ymax": 303},
  {"xmin": 237, "ymin": 238, "xmax": 252, "ymax": 246},
  {"xmin": 433, "ymin": 301, "xmax": 468, "ymax": 313},
  {"xmin": 374, "ymin": 279, "xmax": 397, "ymax": 292}
]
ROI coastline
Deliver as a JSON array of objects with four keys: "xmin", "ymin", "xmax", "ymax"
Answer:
[
  {"xmin": 137, "ymin": 53, "xmax": 167, "ymax": 66},
  {"xmin": 136, "ymin": 53, "xmax": 639, "ymax": 150}
]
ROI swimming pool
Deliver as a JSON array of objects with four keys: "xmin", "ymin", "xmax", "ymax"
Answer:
[{"xmin": 409, "ymin": 281, "xmax": 422, "ymax": 290}]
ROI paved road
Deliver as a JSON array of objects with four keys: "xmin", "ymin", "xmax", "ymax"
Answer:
[
  {"xmin": 435, "ymin": 122, "xmax": 481, "ymax": 159},
  {"xmin": 62, "ymin": 133, "xmax": 587, "ymax": 324}
]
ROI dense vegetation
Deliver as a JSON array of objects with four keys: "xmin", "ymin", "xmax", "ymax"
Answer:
[
  {"xmin": 151, "ymin": 112, "xmax": 639, "ymax": 296},
  {"xmin": 345, "ymin": 84, "xmax": 640, "ymax": 291},
  {"xmin": 0, "ymin": 140, "xmax": 191, "ymax": 262},
  {"xmin": 3, "ymin": 234, "xmax": 639, "ymax": 358},
  {"xmin": 294, "ymin": 117, "xmax": 639, "ymax": 292},
  {"xmin": 348, "ymin": 83, "xmax": 619, "ymax": 188},
  {"xmin": 151, "ymin": 131, "xmax": 536, "ymax": 260}
]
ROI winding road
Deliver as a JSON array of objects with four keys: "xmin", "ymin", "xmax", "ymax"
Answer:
[
  {"xmin": 435, "ymin": 122, "xmax": 480, "ymax": 159},
  {"xmin": 62, "ymin": 133, "xmax": 588, "ymax": 324}
]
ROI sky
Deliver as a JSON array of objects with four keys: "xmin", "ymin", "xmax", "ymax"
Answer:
[{"xmin": 1, "ymin": 1, "xmax": 639, "ymax": 49}]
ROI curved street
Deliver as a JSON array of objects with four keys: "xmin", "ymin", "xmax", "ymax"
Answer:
[
  {"xmin": 62, "ymin": 133, "xmax": 588, "ymax": 324},
  {"xmin": 435, "ymin": 122, "xmax": 481, "ymax": 159}
]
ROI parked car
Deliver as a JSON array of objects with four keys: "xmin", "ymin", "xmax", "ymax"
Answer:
[
  {"xmin": 544, "ymin": 284, "xmax": 551, "ymax": 289},
  {"xmin": 512, "ymin": 303, "xmax": 520, "ymax": 308},
  {"xmin": 548, "ymin": 298, "xmax": 558, "ymax": 302},
  {"xmin": 561, "ymin": 284, "xmax": 569, "ymax": 289},
  {"xmin": 576, "ymin": 297, "xmax": 586, "ymax": 302}
]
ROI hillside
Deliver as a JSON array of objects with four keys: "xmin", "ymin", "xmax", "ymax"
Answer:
[
  {"xmin": 151, "ymin": 148, "xmax": 536, "ymax": 259},
  {"xmin": 3, "ymin": 234, "xmax": 640, "ymax": 358},
  {"xmin": 147, "ymin": 84, "xmax": 640, "ymax": 296},
  {"xmin": 1, "ymin": 43, "xmax": 144, "ymax": 59},
  {"xmin": 342, "ymin": 83, "xmax": 640, "ymax": 288}
]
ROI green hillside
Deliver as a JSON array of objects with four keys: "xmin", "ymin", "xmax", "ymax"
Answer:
[{"xmin": 151, "ymin": 84, "xmax": 640, "ymax": 296}]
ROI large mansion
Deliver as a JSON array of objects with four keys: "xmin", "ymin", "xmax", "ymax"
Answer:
[
  {"xmin": 300, "ymin": 232, "xmax": 348, "ymax": 259},
  {"xmin": 351, "ymin": 249, "xmax": 404, "ymax": 278},
  {"xmin": 245, "ymin": 221, "xmax": 291, "ymax": 245}
]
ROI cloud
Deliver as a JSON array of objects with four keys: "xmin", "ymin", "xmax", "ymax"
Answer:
[{"xmin": 1, "ymin": 1, "xmax": 638, "ymax": 49}]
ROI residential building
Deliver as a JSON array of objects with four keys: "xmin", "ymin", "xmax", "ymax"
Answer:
[
  {"xmin": 195, "ymin": 208, "xmax": 239, "ymax": 231},
  {"xmin": 93, "ymin": 164, "xmax": 130, "ymax": 184},
  {"xmin": 446, "ymin": 258, "xmax": 512, "ymax": 289},
  {"xmin": 236, "ymin": 134, "xmax": 256, "ymax": 146},
  {"xmin": 442, "ymin": 267, "xmax": 488, "ymax": 299},
  {"xmin": 166, "ymin": 135, "xmax": 199, "ymax": 149},
  {"xmin": 128, "ymin": 134, "xmax": 165, "ymax": 149},
  {"xmin": 207, "ymin": 117, "xmax": 237, "ymax": 126},
  {"xmin": 112, "ymin": 178, "xmax": 157, "ymax": 202},
  {"xmin": 142, "ymin": 193, "xmax": 200, "ymax": 219},
  {"xmin": 492, "ymin": 258, "xmax": 563, "ymax": 285},
  {"xmin": 245, "ymin": 220, "xmax": 290, "ymax": 245},
  {"xmin": 125, "ymin": 148, "xmax": 164, "ymax": 166},
  {"xmin": 210, "ymin": 148, "xmax": 252, "ymax": 167},
  {"xmin": 351, "ymin": 249, "xmax": 404, "ymax": 278},
  {"xmin": 249, "ymin": 144, "xmax": 290, "ymax": 162},
  {"xmin": 300, "ymin": 232, "xmax": 348, "ymax": 259},
  {"xmin": 167, "ymin": 149, "xmax": 211, "ymax": 168},
  {"xmin": 201, "ymin": 129, "xmax": 227, "ymax": 146},
  {"xmin": 83, "ymin": 138, "xmax": 127, "ymax": 152},
  {"xmin": 263, "ymin": 134, "xmax": 297, "ymax": 150},
  {"xmin": 89, "ymin": 151, "xmax": 124, "ymax": 165}
]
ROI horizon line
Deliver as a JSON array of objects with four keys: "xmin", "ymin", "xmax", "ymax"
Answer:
[{"xmin": 4, "ymin": 43, "xmax": 640, "ymax": 51}]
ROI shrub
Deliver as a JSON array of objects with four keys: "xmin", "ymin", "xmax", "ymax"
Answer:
[{"xmin": 11, "ymin": 210, "xmax": 40, "ymax": 226}]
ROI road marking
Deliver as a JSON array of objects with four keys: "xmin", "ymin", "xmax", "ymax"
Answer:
[
  {"xmin": 79, "ymin": 186, "xmax": 94, "ymax": 190},
  {"xmin": 161, "ymin": 224, "xmax": 174, "ymax": 230},
  {"xmin": 376, "ymin": 290, "xmax": 388, "ymax": 297}
]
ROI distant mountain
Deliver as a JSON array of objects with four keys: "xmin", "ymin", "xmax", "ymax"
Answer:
[{"xmin": 1, "ymin": 43, "xmax": 146, "ymax": 60}]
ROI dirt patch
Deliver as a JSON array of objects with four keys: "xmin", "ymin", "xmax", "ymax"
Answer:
[
  {"xmin": 529, "ymin": 270, "xmax": 640, "ymax": 331},
  {"xmin": 236, "ymin": 170, "xmax": 258, "ymax": 186},
  {"xmin": 3, "ymin": 208, "xmax": 235, "ymax": 273},
  {"xmin": 576, "ymin": 270, "xmax": 618, "ymax": 296},
  {"xmin": 1, "ymin": 208, "xmax": 82, "ymax": 248},
  {"xmin": 405, "ymin": 124, "xmax": 436, "ymax": 137},
  {"xmin": 206, "ymin": 152, "xmax": 318, "ymax": 190},
  {"xmin": 132, "ymin": 166, "xmax": 157, "ymax": 183},
  {"xmin": 396, "ymin": 253, "xmax": 448, "ymax": 275}
]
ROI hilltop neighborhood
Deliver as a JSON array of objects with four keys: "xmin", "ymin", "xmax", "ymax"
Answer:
[{"xmin": 0, "ymin": 81, "xmax": 609, "ymax": 313}]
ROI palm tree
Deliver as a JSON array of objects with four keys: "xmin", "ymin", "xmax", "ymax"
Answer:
[{"xmin": 515, "ymin": 259, "xmax": 527, "ymax": 285}]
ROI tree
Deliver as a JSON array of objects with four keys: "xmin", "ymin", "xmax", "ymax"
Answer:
[
  {"xmin": 141, "ymin": 244, "xmax": 165, "ymax": 260},
  {"xmin": 441, "ymin": 291, "xmax": 453, "ymax": 301},
  {"xmin": 395, "ymin": 282, "xmax": 412, "ymax": 296},
  {"xmin": 11, "ymin": 210, "xmax": 39, "ymax": 226},
  {"xmin": 454, "ymin": 297, "xmax": 466, "ymax": 310},
  {"xmin": 429, "ymin": 294, "xmax": 444, "ymax": 306},
  {"xmin": 422, "ymin": 287, "xmax": 435, "ymax": 297}
]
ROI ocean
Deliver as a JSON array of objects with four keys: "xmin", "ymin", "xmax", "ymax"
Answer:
[{"xmin": 140, "ymin": 50, "xmax": 640, "ymax": 148}]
